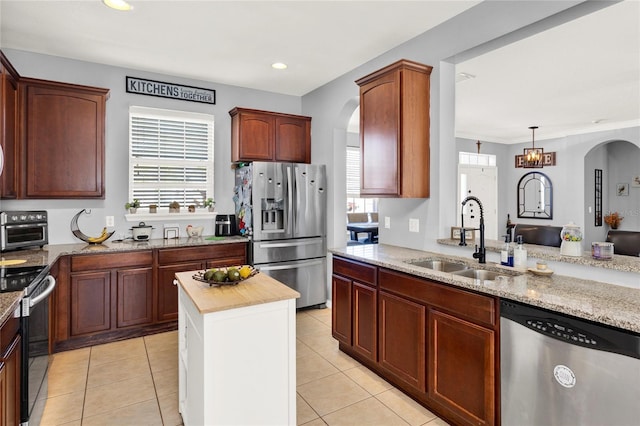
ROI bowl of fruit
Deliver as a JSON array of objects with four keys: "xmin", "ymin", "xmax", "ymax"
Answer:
[{"xmin": 193, "ymin": 265, "xmax": 257, "ymax": 286}]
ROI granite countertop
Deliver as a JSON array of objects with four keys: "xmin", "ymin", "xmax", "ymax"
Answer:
[
  {"xmin": 0, "ymin": 236, "xmax": 248, "ymax": 323},
  {"xmin": 0, "ymin": 235, "xmax": 248, "ymax": 269},
  {"xmin": 330, "ymin": 244, "xmax": 640, "ymax": 334},
  {"xmin": 175, "ymin": 271, "xmax": 300, "ymax": 314},
  {"xmin": 0, "ymin": 291, "xmax": 22, "ymax": 327},
  {"xmin": 438, "ymin": 238, "xmax": 640, "ymax": 273}
]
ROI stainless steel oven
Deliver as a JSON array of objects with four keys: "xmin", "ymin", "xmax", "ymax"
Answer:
[
  {"xmin": 0, "ymin": 264, "xmax": 56, "ymax": 425},
  {"xmin": 1, "ymin": 211, "xmax": 49, "ymax": 252}
]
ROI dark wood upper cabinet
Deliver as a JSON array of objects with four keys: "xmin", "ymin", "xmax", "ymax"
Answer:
[
  {"xmin": 356, "ymin": 59, "xmax": 432, "ymax": 198},
  {"xmin": 0, "ymin": 51, "xmax": 19, "ymax": 199},
  {"xmin": 230, "ymin": 107, "xmax": 311, "ymax": 163},
  {"xmin": 19, "ymin": 78, "xmax": 109, "ymax": 198}
]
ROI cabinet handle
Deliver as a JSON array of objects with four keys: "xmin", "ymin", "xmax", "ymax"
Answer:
[{"xmin": 173, "ymin": 279, "xmax": 178, "ymax": 286}]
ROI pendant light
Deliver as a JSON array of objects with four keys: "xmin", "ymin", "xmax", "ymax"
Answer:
[{"xmin": 523, "ymin": 126, "xmax": 543, "ymax": 168}]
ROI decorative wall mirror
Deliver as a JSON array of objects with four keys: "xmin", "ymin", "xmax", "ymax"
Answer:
[{"xmin": 517, "ymin": 171, "xmax": 553, "ymax": 219}]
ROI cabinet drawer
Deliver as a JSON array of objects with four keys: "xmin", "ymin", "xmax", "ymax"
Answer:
[
  {"xmin": 379, "ymin": 268, "xmax": 496, "ymax": 327},
  {"xmin": 158, "ymin": 243, "xmax": 247, "ymax": 265},
  {"xmin": 71, "ymin": 251, "xmax": 153, "ymax": 272},
  {"xmin": 333, "ymin": 257, "xmax": 377, "ymax": 286},
  {"xmin": 0, "ymin": 315, "xmax": 19, "ymax": 355}
]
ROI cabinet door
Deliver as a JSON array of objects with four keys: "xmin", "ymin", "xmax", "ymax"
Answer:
[
  {"xmin": 275, "ymin": 116, "xmax": 310, "ymax": 163},
  {"xmin": 233, "ymin": 111, "xmax": 274, "ymax": 161},
  {"xmin": 428, "ymin": 308, "xmax": 495, "ymax": 426},
  {"xmin": 359, "ymin": 70, "xmax": 400, "ymax": 196},
  {"xmin": 1, "ymin": 66, "xmax": 18, "ymax": 199},
  {"xmin": 352, "ymin": 282, "xmax": 377, "ymax": 361},
  {"xmin": 157, "ymin": 262, "xmax": 203, "ymax": 322},
  {"xmin": 378, "ymin": 290, "xmax": 426, "ymax": 392},
  {"xmin": 71, "ymin": 271, "xmax": 112, "ymax": 336},
  {"xmin": 0, "ymin": 362, "xmax": 5, "ymax": 426},
  {"xmin": 0, "ymin": 334, "xmax": 20, "ymax": 426},
  {"xmin": 23, "ymin": 81, "xmax": 107, "ymax": 198},
  {"xmin": 331, "ymin": 274, "xmax": 352, "ymax": 345},
  {"xmin": 117, "ymin": 267, "xmax": 153, "ymax": 328}
]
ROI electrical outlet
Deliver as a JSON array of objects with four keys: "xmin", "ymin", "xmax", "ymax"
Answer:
[
  {"xmin": 409, "ymin": 218, "xmax": 419, "ymax": 233},
  {"xmin": 106, "ymin": 216, "xmax": 114, "ymax": 227},
  {"xmin": 384, "ymin": 216, "xmax": 391, "ymax": 229}
]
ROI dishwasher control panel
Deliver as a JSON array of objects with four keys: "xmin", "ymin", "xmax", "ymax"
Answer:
[
  {"xmin": 500, "ymin": 299, "xmax": 640, "ymax": 360},
  {"xmin": 526, "ymin": 319, "xmax": 598, "ymax": 345}
]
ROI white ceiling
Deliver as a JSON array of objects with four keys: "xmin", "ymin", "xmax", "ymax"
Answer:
[{"xmin": 1, "ymin": 1, "xmax": 638, "ymax": 144}]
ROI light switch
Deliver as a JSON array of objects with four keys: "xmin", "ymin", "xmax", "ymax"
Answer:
[
  {"xmin": 384, "ymin": 216, "xmax": 391, "ymax": 229},
  {"xmin": 106, "ymin": 216, "xmax": 114, "ymax": 227},
  {"xmin": 409, "ymin": 218, "xmax": 419, "ymax": 233}
]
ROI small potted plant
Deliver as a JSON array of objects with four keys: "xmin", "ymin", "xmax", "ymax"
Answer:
[
  {"xmin": 604, "ymin": 212, "xmax": 624, "ymax": 229},
  {"xmin": 204, "ymin": 198, "xmax": 215, "ymax": 212},
  {"xmin": 169, "ymin": 201, "xmax": 180, "ymax": 213},
  {"xmin": 125, "ymin": 199, "xmax": 140, "ymax": 214},
  {"xmin": 149, "ymin": 204, "xmax": 158, "ymax": 213}
]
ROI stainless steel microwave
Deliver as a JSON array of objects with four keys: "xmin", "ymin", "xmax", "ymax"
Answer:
[{"xmin": 0, "ymin": 211, "xmax": 49, "ymax": 251}]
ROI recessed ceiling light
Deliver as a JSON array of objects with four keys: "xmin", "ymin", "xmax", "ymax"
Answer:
[
  {"xmin": 103, "ymin": 0, "xmax": 133, "ymax": 11},
  {"xmin": 272, "ymin": 62, "xmax": 288, "ymax": 70}
]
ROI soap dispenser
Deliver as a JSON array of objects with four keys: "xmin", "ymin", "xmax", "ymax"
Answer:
[
  {"xmin": 513, "ymin": 235, "xmax": 528, "ymax": 268},
  {"xmin": 501, "ymin": 235, "xmax": 514, "ymax": 267}
]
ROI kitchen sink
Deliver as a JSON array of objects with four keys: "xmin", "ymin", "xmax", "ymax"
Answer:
[
  {"xmin": 406, "ymin": 259, "xmax": 470, "ymax": 273},
  {"xmin": 451, "ymin": 269, "xmax": 505, "ymax": 281}
]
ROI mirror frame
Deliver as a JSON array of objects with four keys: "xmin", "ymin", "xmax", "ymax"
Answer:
[{"xmin": 517, "ymin": 171, "xmax": 553, "ymax": 219}]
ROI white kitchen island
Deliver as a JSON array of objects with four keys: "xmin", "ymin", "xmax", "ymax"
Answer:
[{"xmin": 175, "ymin": 271, "xmax": 300, "ymax": 426}]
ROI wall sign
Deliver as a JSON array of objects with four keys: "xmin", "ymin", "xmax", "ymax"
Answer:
[
  {"xmin": 515, "ymin": 151, "xmax": 556, "ymax": 168},
  {"xmin": 126, "ymin": 76, "xmax": 215, "ymax": 104}
]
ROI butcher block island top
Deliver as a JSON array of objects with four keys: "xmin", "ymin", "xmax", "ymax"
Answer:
[{"xmin": 174, "ymin": 270, "xmax": 300, "ymax": 313}]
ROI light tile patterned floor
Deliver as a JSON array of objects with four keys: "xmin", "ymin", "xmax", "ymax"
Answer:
[{"xmin": 34, "ymin": 308, "xmax": 449, "ymax": 425}]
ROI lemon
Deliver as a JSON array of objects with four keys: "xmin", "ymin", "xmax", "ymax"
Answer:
[{"xmin": 239, "ymin": 265, "xmax": 252, "ymax": 279}]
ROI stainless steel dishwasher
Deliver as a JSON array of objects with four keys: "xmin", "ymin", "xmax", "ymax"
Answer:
[{"xmin": 500, "ymin": 299, "xmax": 640, "ymax": 426}]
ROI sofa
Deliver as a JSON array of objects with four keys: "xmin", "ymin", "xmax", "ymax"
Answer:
[
  {"xmin": 606, "ymin": 231, "xmax": 640, "ymax": 257},
  {"xmin": 511, "ymin": 224, "xmax": 563, "ymax": 247}
]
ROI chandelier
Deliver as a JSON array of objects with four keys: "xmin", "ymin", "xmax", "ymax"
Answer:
[{"xmin": 523, "ymin": 126, "xmax": 543, "ymax": 168}]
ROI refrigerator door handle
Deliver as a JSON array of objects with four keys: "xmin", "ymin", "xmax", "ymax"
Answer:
[
  {"xmin": 258, "ymin": 238, "xmax": 324, "ymax": 249},
  {"xmin": 258, "ymin": 258, "xmax": 324, "ymax": 271},
  {"xmin": 286, "ymin": 165, "xmax": 294, "ymax": 236}
]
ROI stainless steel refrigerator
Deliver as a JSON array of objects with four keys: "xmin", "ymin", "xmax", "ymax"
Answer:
[{"xmin": 234, "ymin": 162, "xmax": 327, "ymax": 308}]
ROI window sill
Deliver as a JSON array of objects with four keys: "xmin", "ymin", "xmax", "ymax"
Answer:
[{"xmin": 125, "ymin": 211, "xmax": 217, "ymax": 222}]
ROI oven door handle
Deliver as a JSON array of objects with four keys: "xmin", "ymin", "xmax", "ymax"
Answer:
[{"xmin": 30, "ymin": 275, "xmax": 56, "ymax": 308}]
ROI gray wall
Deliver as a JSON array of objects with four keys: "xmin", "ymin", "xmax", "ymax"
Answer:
[{"xmin": 1, "ymin": 49, "xmax": 302, "ymax": 242}]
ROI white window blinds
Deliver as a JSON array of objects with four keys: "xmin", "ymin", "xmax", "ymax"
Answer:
[
  {"xmin": 129, "ymin": 106, "xmax": 214, "ymax": 207},
  {"xmin": 346, "ymin": 146, "xmax": 360, "ymax": 197}
]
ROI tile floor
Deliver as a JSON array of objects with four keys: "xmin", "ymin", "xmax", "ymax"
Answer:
[{"xmin": 34, "ymin": 308, "xmax": 449, "ymax": 425}]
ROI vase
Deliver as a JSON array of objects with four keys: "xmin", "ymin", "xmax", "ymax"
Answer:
[{"xmin": 611, "ymin": 224, "xmax": 618, "ymax": 229}]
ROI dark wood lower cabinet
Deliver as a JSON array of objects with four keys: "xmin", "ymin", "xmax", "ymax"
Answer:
[
  {"xmin": 352, "ymin": 282, "xmax": 377, "ymax": 361},
  {"xmin": 0, "ymin": 315, "xmax": 21, "ymax": 426},
  {"xmin": 71, "ymin": 271, "xmax": 111, "ymax": 336},
  {"xmin": 378, "ymin": 290, "xmax": 426, "ymax": 392},
  {"xmin": 117, "ymin": 267, "xmax": 153, "ymax": 328},
  {"xmin": 428, "ymin": 308, "xmax": 496, "ymax": 426},
  {"xmin": 331, "ymin": 274, "xmax": 352, "ymax": 345},
  {"xmin": 53, "ymin": 243, "xmax": 247, "ymax": 352},
  {"xmin": 157, "ymin": 262, "xmax": 202, "ymax": 322},
  {"xmin": 332, "ymin": 257, "xmax": 499, "ymax": 426}
]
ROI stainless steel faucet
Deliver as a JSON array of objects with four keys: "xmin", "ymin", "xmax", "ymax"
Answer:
[{"xmin": 460, "ymin": 196, "xmax": 486, "ymax": 264}]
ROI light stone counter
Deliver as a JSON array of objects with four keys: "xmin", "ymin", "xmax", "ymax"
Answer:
[
  {"xmin": 438, "ymin": 238, "xmax": 640, "ymax": 273},
  {"xmin": 330, "ymin": 244, "xmax": 640, "ymax": 334},
  {"xmin": 0, "ymin": 291, "xmax": 22, "ymax": 327}
]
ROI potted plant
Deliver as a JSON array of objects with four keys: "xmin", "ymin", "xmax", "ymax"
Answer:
[
  {"xmin": 204, "ymin": 198, "xmax": 215, "ymax": 212},
  {"xmin": 169, "ymin": 201, "xmax": 180, "ymax": 213},
  {"xmin": 149, "ymin": 204, "xmax": 158, "ymax": 213},
  {"xmin": 125, "ymin": 199, "xmax": 140, "ymax": 213},
  {"xmin": 604, "ymin": 212, "xmax": 624, "ymax": 229}
]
